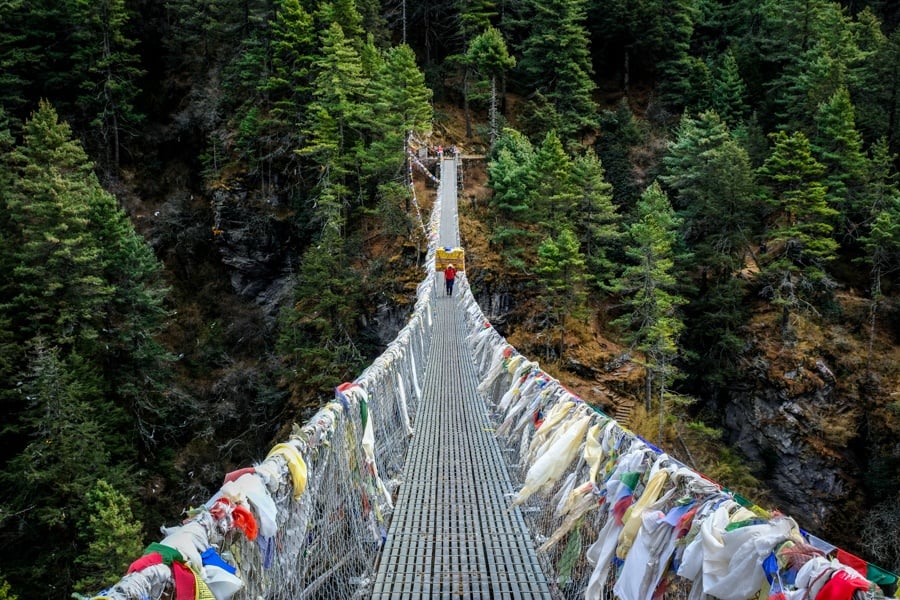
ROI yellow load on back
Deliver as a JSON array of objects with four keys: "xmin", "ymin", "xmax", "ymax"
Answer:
[{"xmin": 436, "ymin": 247, "xmax": 465, "ymax": 272}]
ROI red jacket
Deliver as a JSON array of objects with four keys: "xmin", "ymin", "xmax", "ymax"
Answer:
[{"xmin": 445, "ymin": 266, "xmax": 456, "ymax": 280}]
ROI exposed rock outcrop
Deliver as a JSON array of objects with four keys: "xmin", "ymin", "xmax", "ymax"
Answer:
[
  {"xmin": 210, "ymin": 188, "xmax": 296, "ymax": 323},
  {"xmin": 723, "ymin": 345, "xmax": 867, "ymax": 547}
]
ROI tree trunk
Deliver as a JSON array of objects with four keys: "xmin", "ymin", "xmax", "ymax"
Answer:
[
  {"xmin": 490, "ymin": 75, "xmax": 498, "ymax": 146},
  {"xmin": 545, "ymin": 309, "xmax": 550, "ymax": 362},
  {"xmin": 404, "ymin": 133, "xmax": 411, "ymax": 213},
  {"xmin": 102, "ymin": 27, "xmax": 119, "ymax": 171},
  {"xmin": 112, "ymin": 107, "xmax": 120, "ymax": 169},
  {"xmin": 558, "ymin": 312, "xmax": 566, "ymax": 363},
  {"xmin": 658, "ymin": 360, "xmax": 666, "ymax": 445},
  {"xmin": 464, "ymin": 69, "xmax": 473, "ymax": 139},
  {"xmin": 889, "ymin": 73, "xmax": 897, "ymax": 156},
  {"xmin": 645, "ymin": 366, "xmax": 653, "ymax": 411},
  {"xmin": 867, "ymin": 272, "xmax": 881, "ymax": 371}
]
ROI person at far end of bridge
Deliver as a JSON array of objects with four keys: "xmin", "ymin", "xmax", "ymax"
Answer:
[{"xmin": 444, "ymin": 263, "xmax": 456, "ymax": 297}]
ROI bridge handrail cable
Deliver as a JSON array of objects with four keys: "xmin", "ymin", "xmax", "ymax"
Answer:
[
  {"xmin": 90, "ymin": 161, "xmax": 446, "ymax": 600},
  {"xmin": 453, "ymin": 264, "xmax": 898, "ymax": 599}
]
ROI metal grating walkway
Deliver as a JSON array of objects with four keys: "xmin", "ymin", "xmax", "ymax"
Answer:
[{"xmin": 370, "ymin": 158, "xmax": 552, "ymax": 599}]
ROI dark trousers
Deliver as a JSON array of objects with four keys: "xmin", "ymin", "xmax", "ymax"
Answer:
[{"xmin": 445, "ymin": 278, "xmax": 454, "ymax": 296}]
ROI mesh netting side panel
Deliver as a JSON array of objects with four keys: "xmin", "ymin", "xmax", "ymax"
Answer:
[
  {"xmin": 458, "ymin": 277, "xmax": 685, "ymax": 597},
  {"xmin": 235, "ymin": 405, "xmax": 379, "ymax": 599},
  {"xmin": 455, "ymin": 275, "xmax": 703, "ymax": 600},
  {"xmin": 90, "ymin": 176, "xmax": 441, "ymax": 600},
  {"xmin": 454, "ymin": 274, "xmax": 888, "ymax": 600},
  {"xmin": 242, "ymin": 156, "xmax": 438, "ymax": 598},
  {"xmin": 368, "ymin": 368, "xmax": 410, "ymax": 486},
  {"xmin": 90, "ymin": 149, "xmax": 448, "ymax": 600}
]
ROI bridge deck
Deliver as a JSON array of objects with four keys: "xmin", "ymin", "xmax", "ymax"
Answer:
[{"xmin": 371, "ymin": 159, "xmax": 552, "ymax": 599}]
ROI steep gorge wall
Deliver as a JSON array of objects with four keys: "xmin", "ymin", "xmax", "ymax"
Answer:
[{"xmin": 724, "ymin": 368, "xmax": 860, "ymax": 539}]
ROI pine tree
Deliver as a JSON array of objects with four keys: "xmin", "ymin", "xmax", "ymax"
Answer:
[
  {"xmin": 465, "ymin": 26, "xmax": 515, "ymax": 146},
  {"xmin": 451, "ymin": 0, "xmax": 495, "ymax": 135},
  {"xmin": 759, "ymin": 0, "xmax": 863, "ymax": 133},
  {"xmin": 516, "ymin": 0, "xmax": 596, "ymax": 140},
  {"xmin": 280, "ymin": 13, "xmax": 370, "ymax": 389},
  {"xmin": 86, "ymin": 175, "xmax": 172, "ymax": 429},
  {"xmin": 854, "ymin": 25, "xmax": 900, "ymax": 154},
  {"xmin": 570, "ymin": 148, "xmax": 622, "ymax": 290},
  {"xmin": 265, "ymin": 0, "xmax": 317, "ymax": 177},
  {"xmin": 316, "ymin": 0, "xmax": 365, "ymax": 44},
  {"xmin": 0, "ymin": 0, "xmax": 39, "ymax": 119},
  {"xmin": 588, "ymin": 0, "xmax": 704, "ymax": 111},
  {"xmin": 711, "ymin": 49, "xmax": 748, "ymax": 127},
  {"xmin": 655, "ymin": 0, "xmax": 703, "ymax": 110},
  {"xmin": 356, "ymin": 0, "xmax": 389, "ymax": 46},
  {"xmin": 691, "ymin": 0, "xmax": 733, "ymax": 55},
  {"xmin": 361, "ymin": 44, "xmax": 433, "ymax": 197},
  {"xmin": 855, "ymin": 138, "xmax": 900, "ymax": 368},
  {"xmin": 0, "ymin": 346, "xmax": 133, "ymax": 598},
  {"xmin": 300, "ymin": 21, "xmax": 367, "ymax": 223},
  {"xmin": 457, "ymin": 0, "xmax": 498, "ymax": 41},
  {"xmin": 528, "ymin": 130, "xmax": 578, "ymax": 233},
  {"xmin": 858, "ymin": 199, "xmax": 900, "ymax": 368},
  {"xmin": 267, "ymin": 0, "xmax": 317, "ymax": 101},
  {"xmin": 661, "ymin": 111, "xmax": 729, "ymax": 211},
  {"xmin": 862, "ymin": 137, "xmax": 900, "ymax": 220},
  {"xmin": 584, "ymin": 0, "xmax": 661, "ymax": 93},
  {"xmin": 661, "ymin": 111, "xmax": 759, "ymax": 258},
  {"xmin": 163, "ymin": 0, "xmax": 250, "ymax": 67},
  {"xmin": 0, "ymin": 108, "xmax": 16, "ymax": 408},
  {"xmin": 218, "ymin": 0, "xmax": 290, "ymax": 188},
  {"xmin": 488, "ymin": 143, "xmax": 532, "ymax": 219},
  {"xmin": 0, "ymin": 105, "xmax": 14, "ymax": 217},
  {"xmin": 660, "ymin": 111, "xmax": 759, "ymax": 387},
  {"xmin": 228, "ymin": 26, "xmax": 276, "ymax": 181},
  {"xmin": 0, "ymin": 1, "xmax": 74, "ymax": 120},
  {"xmin": 381, "ymin": 0, "xmax": 457, "ymax": 63},
  {"xmin": 487, "ymin": 129, "xmax": 537, "ymax": 269},
  {"xmin": 68, "ymin": 0, "xmax": 145, "ymax": 170},
  {"xmin": 595, "ymin": 99, "xmax": 643, "ymax": 209},
  {"xmin": 0, "ymin": 100, "xmax": 170, "ymax": 454},
  {"xmin": 535, "ymin": 228, "xmax": 587, "ymax": 362},
  {"xmin": 757, "ymin": 130, "xmax": 839, "ymax": 335},
  {"xmin": 811, "ymin": 86, "xmax": 868, "ymax": 239},
  {"xmin": 276, "ymin": 218, "xmax": 365, "ymax": 401},
  {"xmin": 1, "ymin": 102, "xmax": 114, "ymax": 355},
  {"xmin": 73, "ymin": 479, "xmax": 144, "ymax": 595},
  {"xmin": 611, "ymin": 181, "xmax": 687, "ymax": 411},
  {"xmin": 4, "ymin": 104, "xmax": 167, "ymax": 398}
]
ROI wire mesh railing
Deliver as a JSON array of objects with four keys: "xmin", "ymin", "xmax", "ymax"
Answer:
[
  {"xmin": 454, "ymin": 272, "xmax": 898, "ymax": 600},
  {"xmin": 89, "ymin": 166, "xmax": 444, "ymax": 600}
]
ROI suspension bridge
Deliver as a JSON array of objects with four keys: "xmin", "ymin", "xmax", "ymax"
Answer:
[{"xmin": 91, "ymin": 156, "xmax": 897, "ymax": 600}]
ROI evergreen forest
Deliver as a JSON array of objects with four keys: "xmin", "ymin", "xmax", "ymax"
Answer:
[{"xmin": 1, "ymin": 0, "xmax": 900, "ymax": 598}]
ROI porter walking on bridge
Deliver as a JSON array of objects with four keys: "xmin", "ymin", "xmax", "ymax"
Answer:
[{"xmin": 444, "ymin": 263, "xmax": 456, "ymax": 296}]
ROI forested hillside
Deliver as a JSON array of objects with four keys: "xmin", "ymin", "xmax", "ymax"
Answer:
[{"xmin": 1, "ymin": 1, "xmax": 899, "ymax": 598}]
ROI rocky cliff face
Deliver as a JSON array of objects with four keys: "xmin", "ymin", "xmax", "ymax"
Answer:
[
  {"xmin": 723, "ymin": 359, "xmax": 859, "ymax": 536},
  {"xmin": 208, "ymin": 187, "xmax": 294, "ymax": 316},
  {"xmin": 720, "ymin": 303, "xmax": 900, "ymax": 550}
]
